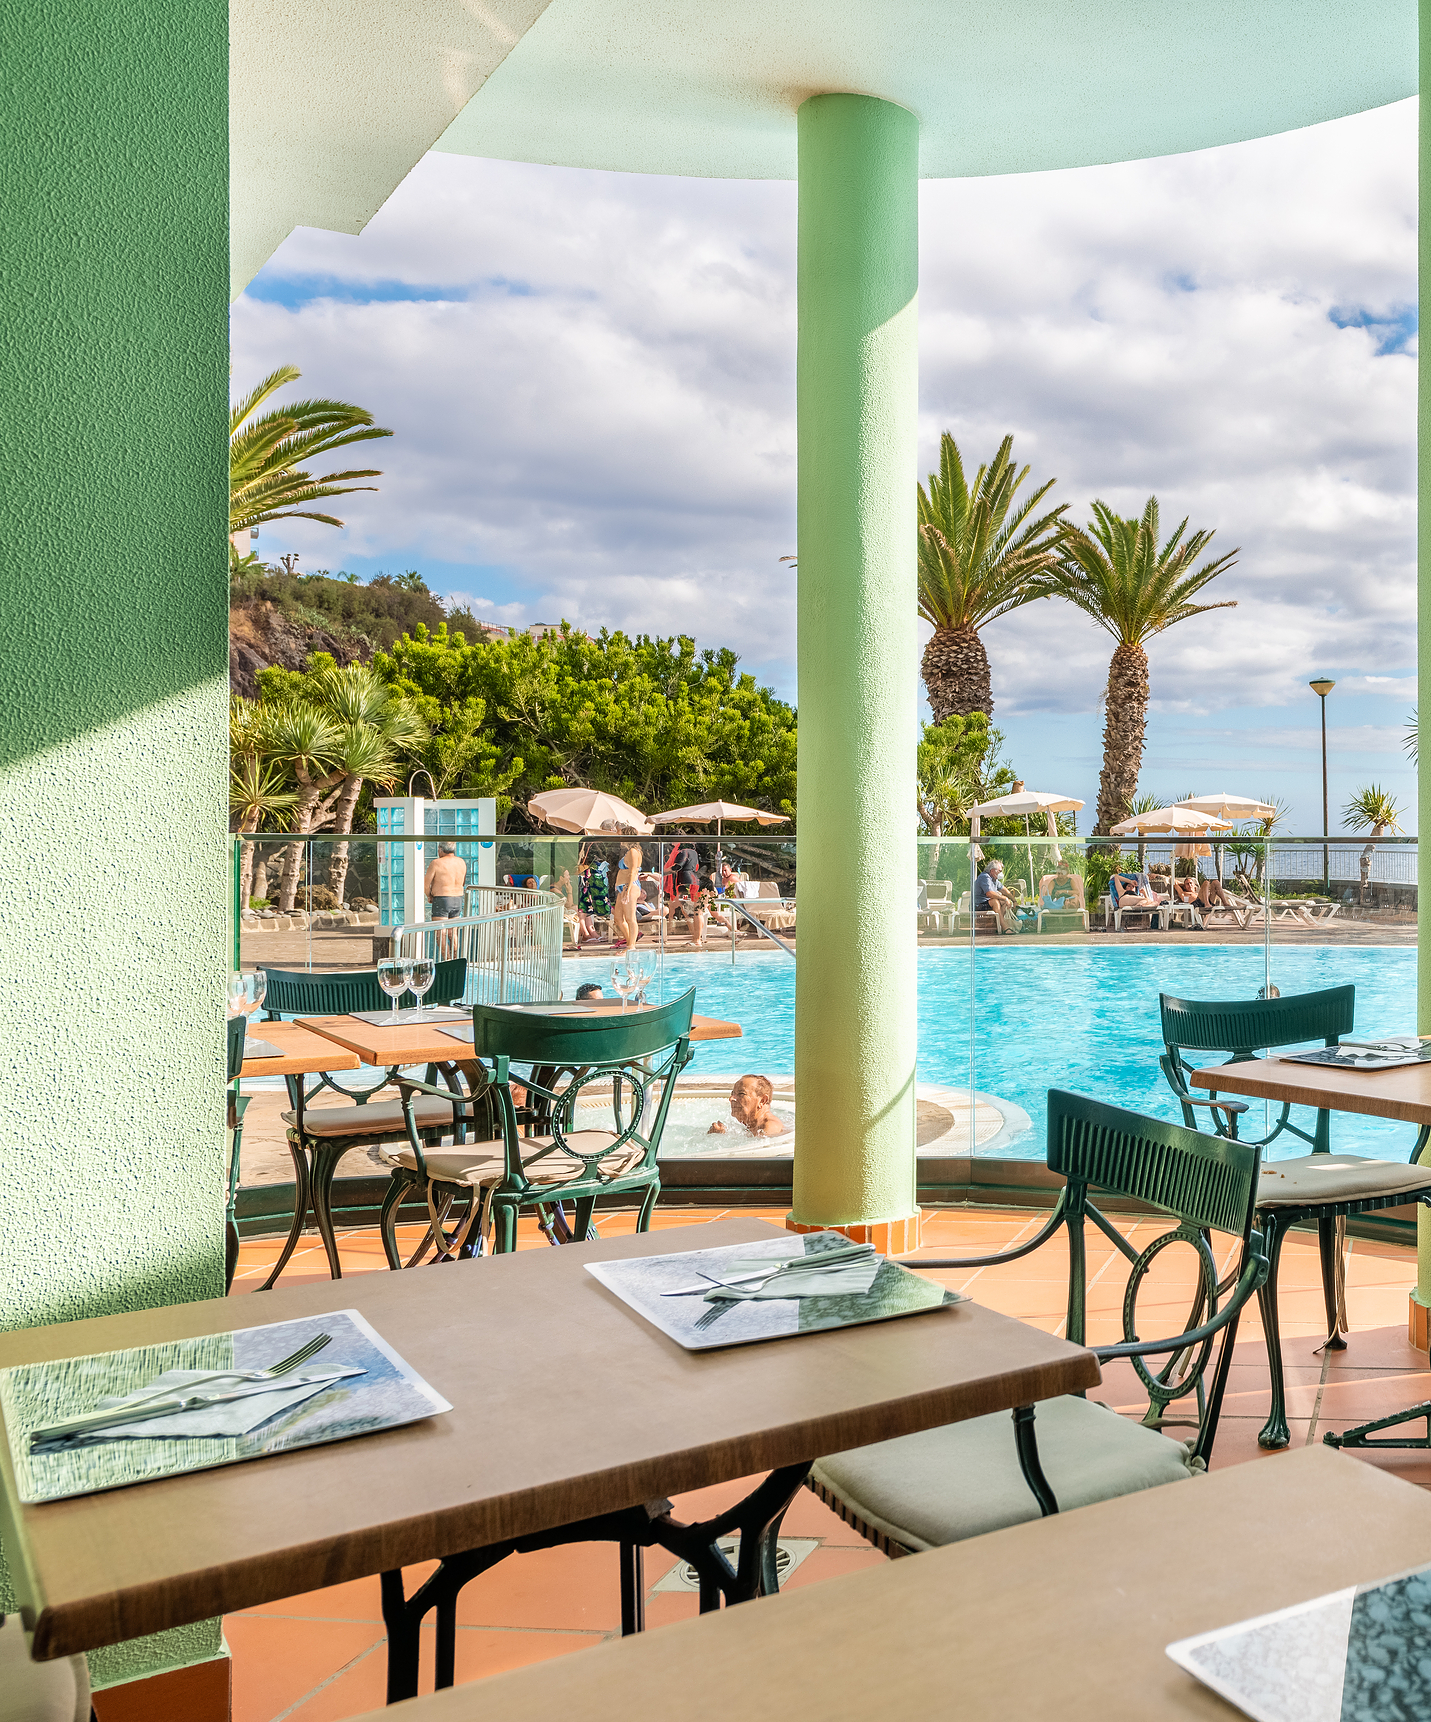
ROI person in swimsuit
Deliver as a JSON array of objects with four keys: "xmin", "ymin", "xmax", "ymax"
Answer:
[
  {"xmin": 708, "ymin": 1075, "xmax": 787, "ymax": 1137},
  {"xmin": 612, "ymin": 830, "xmax": 643, "ymax": 950},
  {"xmin": 424, "ymin": 843, "xmax": 466, "ymax": 917},
  {"xmin": 577, "ymin": 849, "xmax": 611, "ymax": 939}
]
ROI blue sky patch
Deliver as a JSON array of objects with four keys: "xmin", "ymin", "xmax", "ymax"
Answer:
[
  {"xmin": 1327, "ymin": 302, "xmax": 1417, "ymax": 355},
  {"xmin": 243, "ymin": 275, "xmax": 463, "ymax": 309}
]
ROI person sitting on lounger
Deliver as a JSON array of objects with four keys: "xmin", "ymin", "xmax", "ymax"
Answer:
[
  {"xmin": 1039, "ymin": 864, "xmax": 1084, "ymax": 912},
  {"xmin": 708, "ymin": 1074, "xmax": 787, "ymax": 1137},
  {"xmin": 974, "ymin": 859, "xmax": 1021, "ymax": 934},
  {"xmin": 1110, "ymin": 872, "xmax": 1168, "ymax": 924}
]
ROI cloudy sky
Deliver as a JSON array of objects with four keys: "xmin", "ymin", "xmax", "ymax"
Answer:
[{"xmin": 231, "ymin": 98, "xmax": 1418, "ymax": 834}]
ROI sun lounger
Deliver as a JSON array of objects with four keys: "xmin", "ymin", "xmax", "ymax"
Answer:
[
  {"xmin": 1034, "ymin": 872, "xmax": 1088, "ymax": 933},
  {"xmin": 1107, "ymin": 874, "xmax": 1167, "ymax": 932}
]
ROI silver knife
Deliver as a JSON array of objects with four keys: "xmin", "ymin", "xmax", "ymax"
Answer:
[
  {"xmin": 662, "ymin": 1245, "xmax": 875, "ymax": 1297},
  {"xmin": 30, "ymin": 1368, "xmax": 364, "ymax": 1445}
]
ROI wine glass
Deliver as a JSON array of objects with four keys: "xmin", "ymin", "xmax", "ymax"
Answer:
[
  {"xmin": 378, "ymin": 958, "xmax": 410, "ymax": 1019},
  {"xmin": 248, "ymin": 969, "xmax": 267, "ymax": 1016},
  {"xmin": 227, "ymin": 972, "xmax": 247, "ymax": 1017},
  {"xmin": 408, "ymin": 957, "xmax": 436, "ymax": 1018},
  {"xmin": 610, "ymin": 958, "xmax": 635, "ymax": 1013}
]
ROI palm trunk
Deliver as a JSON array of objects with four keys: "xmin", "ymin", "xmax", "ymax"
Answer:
[
  {"xmin": 325, "ymin": 773, "xmax": 365, "ymax": 904},
  {"xmin": 278, "ymin": 770, "xmax": 343, "ymax": 911},
  {"xmin": 253, "ymin": 847, "xmax": 269, "ymax": 903},
  {"xmin": 1359, "ymin": 822, "xmax": 1385, "ymax": 901},
  {"xmin": 238, "ymin": 838, "xmax": 256, "ymax": 909},
  {"xmin": 921, "ymin": 625, "xmax": 993, "ymax": 721},
  {"xmin": 1094, "ymin": 641, "xmax": 1150, "ymax": 835}
]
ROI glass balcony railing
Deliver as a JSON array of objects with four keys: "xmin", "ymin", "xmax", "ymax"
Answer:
[{"xmin": 230, "ymin": 829, "xmax": 1418, "ymax": 1200}]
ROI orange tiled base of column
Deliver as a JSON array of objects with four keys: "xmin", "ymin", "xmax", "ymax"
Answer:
[
  {"xmin": 1410, "ymin": 1293, "xmax": 1430, "ymax": 1351},
  {"xmin": 786, "ymin": 1211, "xmax": 922, "ymax": 1255},
  {"xmin": 91, "ymin": 1654, "xmax": 230, "ymax": 1722}
]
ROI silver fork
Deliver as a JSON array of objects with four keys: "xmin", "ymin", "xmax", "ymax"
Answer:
[{"xmin": 30, "ymin": 1333, "xmax": 333, "ymax": 1444}]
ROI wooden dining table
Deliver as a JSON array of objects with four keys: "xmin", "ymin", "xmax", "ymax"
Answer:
[
  {"xmin": 238, "ymin": 1018, "xmax": 363, "ymax": 1081},
  {"xmin": 344, "ymin": 1444, "xmax": 1431, "ymax": 1722},
  {"xmin": 0, "ymin": 1218, "xmax": 1097, "ymax": 1706}
]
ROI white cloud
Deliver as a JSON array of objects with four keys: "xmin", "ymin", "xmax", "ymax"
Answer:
[{"xmin": 231, "ymin": 98, "xmax": 1418, "ymax": 823}]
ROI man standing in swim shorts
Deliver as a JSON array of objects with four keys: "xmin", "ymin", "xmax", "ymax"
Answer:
[{"xmin": 424, "ymin": 841, "xmax": 467, "ymax": 918}]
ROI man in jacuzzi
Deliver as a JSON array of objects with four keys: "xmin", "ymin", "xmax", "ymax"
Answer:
[{"xmin": 708, "ymin": 1074, "xmax": 787, "ymax": 1138}]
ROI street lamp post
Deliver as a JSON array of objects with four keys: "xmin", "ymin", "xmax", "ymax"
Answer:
[{"xmin": 1309, "ymin": 677, "xmax": 1335, "ymax": 892}]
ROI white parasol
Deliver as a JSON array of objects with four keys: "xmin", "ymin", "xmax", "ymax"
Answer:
[
  {"xmin": 969, "ymin": 786, "xmax": 1084, "ymax": 888},
  {"xmin": 1174, "ymin": 792, "xmax": 1278, "ymax": 823}
]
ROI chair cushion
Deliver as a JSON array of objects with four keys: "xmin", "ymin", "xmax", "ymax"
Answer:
[
  {"xmin": 283, "ymin": 1095, "xmax": 459, "ymax": 1139},
  {"xmin": 1255, "ymin": 1154, "xmax": 1431, "ymax": 1208},
  {"xmin": 0, "ymin": 1615, "xmax": 90, "ymax": 1722},
  {"xmin": 384, "ymin": 1131, "xmax": 645, "ymax": 1189},
  {"xmin": 811, "ymin": 1394, "xmax": 1199, "ymax": 1552}
]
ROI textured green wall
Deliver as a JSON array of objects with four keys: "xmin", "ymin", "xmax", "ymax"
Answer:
[
  {"xmin": 792, "ymin": 95, "xmax": 920, "ymax": 1226},
  {"xmin": 0, "ymin": 0, "xmax": 229, "ymax": 1686}
]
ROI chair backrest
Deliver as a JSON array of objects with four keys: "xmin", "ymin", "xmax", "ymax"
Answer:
[
  {"xmin": 470, "ymin": 988, "xmax": 695, "ymax": 1064},
  {"xmin": 925, "ymin": 880, "xmax": 953, "ymax": 904},
  {"xmin": 755, "ymin": 880, "xmax": 780, "ymax": 899},
  {"xmin": 469, "ymin": 990, "xmax": 697, "ymax": 1183},
  {"xmin": 1160, "ymin": 985, "xmax": 1354, "ymax": 1060},
  {"xmin": 1045, "ymin": 1089, "xmax": 1263, "ymax": 1458},
  {"xmin": 259, "ymin": 960, "xmax": 468, "ymax": 1017},
  {"xmin": 226, "ymin": 1012, "xmax": 247, "ymax": 1083}
]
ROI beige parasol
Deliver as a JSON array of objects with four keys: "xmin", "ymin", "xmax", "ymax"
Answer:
[
  {"xmin": 527, "ymin": 788, "xmax": 652, "ymax": 835},
  {"xmin": 650, "ymin": 800, "xmax": 789, "ymax": 836}
]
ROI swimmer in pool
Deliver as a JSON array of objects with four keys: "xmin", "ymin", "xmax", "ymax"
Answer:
[{"xmin": 708, "ymin": 1074, "xmax": 787, "ymax": 1138}]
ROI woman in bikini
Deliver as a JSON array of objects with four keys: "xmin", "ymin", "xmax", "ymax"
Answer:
[{"xmin": 612, "ymin": 830, "xmax": 643, "ymax": 950}]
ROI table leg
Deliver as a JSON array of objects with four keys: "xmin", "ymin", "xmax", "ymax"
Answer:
[
  {"xmin": 261, "ymin": 1138, "xmax": 314, "ymax": 1291},
  {"xmin": 1317, "ymin": 1215, "xmax": 1348, "ymax": 1349},
  {"xmin": 377, "ymin": 1465, "xmax": 814, "ymax": 1702},
  {"xmin": 309, "ymin": 1141, "xmax": 348, "ymax": 1281}
]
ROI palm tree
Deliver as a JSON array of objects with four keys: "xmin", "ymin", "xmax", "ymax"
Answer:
[
  {"xmin": 917, "ymin": 433, "xmax": 1067, "ymax": 720},
  {"xmin": 1404, "ymin": 709, "xmax": 1417, "ymax": 766},
  {"xmin": 263, "ymin": 664, "xmax": 429, "ymax": 911},
  {"xmin": 229, "ymin": 696, "xmax": 297, "ymax": 906},
  {"xmin": 1046, "ymin": 498, "xmax": 1238, "ymax": 834},
  {"xmin": 1343, "ymin": 785, "xmax": 1403, "ymax": 899},
  {"xmin": 230, "ymin": 365, "xmax": 394, "ymax": 550}
]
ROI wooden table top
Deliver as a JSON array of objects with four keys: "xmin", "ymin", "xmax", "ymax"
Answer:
[
  {"xmin": 352, "ymin": 1446, "xmax": 1431, "ymax": 1722},
  {"xmin": 298, "ymin": 1006, "xmax": 740, "ymax": 1066},
  {"xmin": 0, "ymin": 1219, "xmax": 1096, "ymax": 1660},
  {"xmin": 238, "ymin": 1019, "xmax": 363, "ymax": 1080},
  {"xmin": 1191, "ymin": 1054, "xmax": 1431, "ymax": 1125}
]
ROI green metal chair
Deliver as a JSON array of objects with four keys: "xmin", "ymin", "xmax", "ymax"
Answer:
[
  {"xmin": 378, "ymin": 990, "xmax": 696, "ymax": 1265},
  {"xmin": 225, "ymin": 1012, "xmax": 250, "ymax": 1292},
  {"xmin": 255, "ymin": 963, "xmax": 470, "ymax": 1284},
  {"xmin": 808, "ymin": 1090, "xmax": 1268, "ymax": 1555},
  {"xmin": 1160, "ymin": 986, "xmax": 1431, "ymax": 1448}
]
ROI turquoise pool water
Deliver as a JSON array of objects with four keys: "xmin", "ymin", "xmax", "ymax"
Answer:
[{"xmin": 561, "ymin": 945, "xmax": 1419, "ymax": 1161}]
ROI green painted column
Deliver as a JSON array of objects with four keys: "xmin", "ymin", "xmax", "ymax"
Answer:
[
  {"xmin": 1418, "ymin": 0, "xmax": 1431, "ymax": 1311},
  {"xmin": 792, "ymin": 94, "xmax": 920, "ymax": 1236},
  {"xmin": 0, "ymin": 0, "xmax": 229, "ymax": 1692}
]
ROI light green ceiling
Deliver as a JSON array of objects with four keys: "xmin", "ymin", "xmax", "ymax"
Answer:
[
  {"xmin": 436, "ymin": 0, "xmax": 1415, "ymax": 179},
  {"xmin": 231, "ymin": 0, "xmax": 1415, "ymax": 293}
]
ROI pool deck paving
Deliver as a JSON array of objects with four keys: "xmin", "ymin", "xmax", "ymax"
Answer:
[{"xmin": 200, "ymin": 1205, "xmax": 1431, "ymax": 1722}]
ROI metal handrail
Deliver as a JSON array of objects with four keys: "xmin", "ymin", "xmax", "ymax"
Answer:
[
  {"xmin": 721, "ymin": 897, "xmax": 796, "ymax": 961},
  {"xmin": 391, "ymin": 888, "xmax": 564, "ymax": 1005}
]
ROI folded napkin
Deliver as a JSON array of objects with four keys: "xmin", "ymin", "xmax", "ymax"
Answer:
[
  {"xmin": 56, "ymin": 1367, "xmax": 362, "ymax": 1442},
  {"xmin": 243, "ymin": 1037, "xmax": 283, "ymax": 1060},
  {"xmin": 705, "ymin": 1255, "xmax": 883, "ymax": 1302}
]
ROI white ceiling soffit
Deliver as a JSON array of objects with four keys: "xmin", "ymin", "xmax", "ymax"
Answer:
[
  {"xmin": 230, "ymin": 0, "xmax": 553, "ymax": 296},
  {"xmin": 434, "ymin": 0, "xmax": 1416, "ymax": 180}
]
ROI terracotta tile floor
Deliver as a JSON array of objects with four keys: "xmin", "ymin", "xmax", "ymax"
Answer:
[{"xmin": 225, "ymin": 1206, "xmax": 1431, "ymax": 1720}]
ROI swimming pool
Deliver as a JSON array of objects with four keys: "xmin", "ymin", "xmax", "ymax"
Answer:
[{"xmin": 561, "ymin": 945, "xmax": 1420, "ymax": 1162}]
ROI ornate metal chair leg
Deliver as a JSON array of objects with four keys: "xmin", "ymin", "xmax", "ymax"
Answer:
[
  {"xmin": 379, "ymin": 1170, "xmax": 413, "ymax": 1270},
  {"xmin": 261, "ymin": 1137, "xmax": 313, "ymax": 1290},
  {"xmin": 1318, "ymin": 1214, "xmax": 1348, "ymax": 1349},
  {"xmin": 1257, "ymin": 1214, "xmax": 1293, "ymax": 1450},
  {"xmin": 637, "ymin": 1179, "xmax": 660, "ymax": 1232},
  {"xmin": 1012, "ymin": 1406, "xmax": 1058, "ymax": 1516}
]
